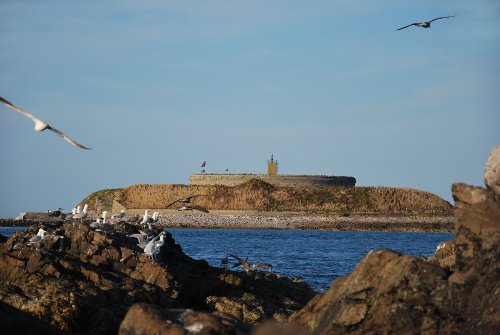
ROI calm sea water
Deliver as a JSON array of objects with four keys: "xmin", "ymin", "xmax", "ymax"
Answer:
[
  {"xmin": 0, "ymin": 227, "xmax": 453, "ymax": 292},
  {"xmin": 166, "ymin": 229, "xmax": 454, "ymax": 292}
]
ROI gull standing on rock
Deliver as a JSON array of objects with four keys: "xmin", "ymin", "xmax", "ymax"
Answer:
[
  {"xmin": 27, "ymin": 228, "xmax": 48, "ymax": 245},
  {"xmin": 112, "ymin": 210, "xmax": 126, "ymax": 221},
  {"xmin": 48, "ymin": 208, "xmax": 63, "ymax": 217},
  {"xmin": 90, "ymin": 211, "xmax": 109, "ymax": 229},
  {"xmin": 143, "ymin": 232, "xmax": 166, "ymax": 259},
  {"xmin": 150, "ymin": 212, "xmax": 160, "ymax": 223},
  {"xmin": 396, "ymin": 15, "xmax": 456, "ymax": 30},
  {"xmin": 139, "ymin": 210, "xmax": 150, "ymax": 227},
  {"xmin": 0, "ymin": 97, "xmax": 92, "ymax": 149},
  {"xmin": 72, "ymin": 204, "xmax": 88, "ymax": 222},
  {"xmin": 65, "ymin": 207, "xmax": 78, "ymax": 220},
  {"xmin": 138, "ymin": 222, "xmax": 154, "ymax": 237}
]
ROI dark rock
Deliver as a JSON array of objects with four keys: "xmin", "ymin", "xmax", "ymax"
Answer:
[
  {"xmin": 251, "ymin": 321, "xmax": 308, "ymax": 335},
  {"xmin": 0, "ymin": 220, "xmax": 315, "ymax": 335},
  {"xmin": 289, "ymin": 180, "xmax": 500, "ymax": 334},
  {"xmin": 0, "ymin": 300, "xmax": 69, "ymax": 335},
  {"xmin": 119, "ymin": 302, "xmax": 253, "ymax": 335}
]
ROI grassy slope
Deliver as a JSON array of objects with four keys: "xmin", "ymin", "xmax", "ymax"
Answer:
[{"xmin": 80, "ymin": 179, "xmax": 452, "ymax": 214}]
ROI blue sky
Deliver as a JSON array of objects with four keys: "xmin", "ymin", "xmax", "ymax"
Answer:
[{"xmin": 1, "ymin": 0, "xmax": 499, "ymax": 218}]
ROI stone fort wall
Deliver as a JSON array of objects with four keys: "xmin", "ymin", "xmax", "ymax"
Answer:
[{"xmin": 189, "ymin": 174, "xmax": 356, "ymax": 188}]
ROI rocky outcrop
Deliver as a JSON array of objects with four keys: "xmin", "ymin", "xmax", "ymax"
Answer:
[
  {"xmin": 289, "ymin": 169, "xmax": 500, "ymax": 334},
  {"xmin": 0, "ymin": 221, "xmax": 315, "ymax": 335},
  {"xmin": 425, "ymin": 239, "xmax": 455, "ymax": 271},
  {"xmin": 484, "ymin": 144, "xmax": 500, "ymax": 195}
]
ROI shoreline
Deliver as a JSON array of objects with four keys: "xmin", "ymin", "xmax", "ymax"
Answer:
[
  {"xmin": 0, "ymin": 213, "xmax": 455, "ymax": 233},
  {"xmin": 160, "ymin": 213, "xmax": 454, "ymax": 233}
]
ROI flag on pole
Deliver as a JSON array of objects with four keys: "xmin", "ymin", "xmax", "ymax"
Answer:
[{"xmin": 200, "ymin": 169, "xmax": 205, "ymax": 173}]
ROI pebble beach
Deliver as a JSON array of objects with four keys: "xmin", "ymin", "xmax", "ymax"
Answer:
[{"xmin": 155, "ymin": 212, "xmax": 454, "ymax": 232}]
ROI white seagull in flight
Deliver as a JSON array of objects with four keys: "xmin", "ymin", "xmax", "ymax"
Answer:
[
  {"xmin": 397, "ymin": 15, "xmax": 456, "ymax": 31},
  {"xmin": 0, "ymin": 96, "xmax": 92, "ymax": 150}
]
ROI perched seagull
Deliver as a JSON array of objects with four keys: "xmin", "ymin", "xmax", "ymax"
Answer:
[
  {"xmin": 165, "ymin": 195, "xmax": 206, "ymax": 208},
  {"xmin": 138, "ymin": 222, "xmax": 154, "ymax": 237},
  {"xmin": 89, "ymin": 217, "xmax": 102, "ymax": 229},
  {"xmin": 177, "ymin": 205, "xmax": 209, "ymax": 213},
  {"xmin": 139, "ymin": 210, "xmax": 150, "ymax": 227},
  {"xmin": 27, "ymin": 228, "xmax": 48, "ymax": 245},
  {"xmin": 90, "ymin": 211, "xmax": 109, "ymax": 229},
  {"xmin": 48, "ymin": 208, "xmax": 63, "ymax": 217},
  {"xmin": 228, "ymin": 254, "xmax": 273, "ymax": 272},
  {"xmin": 64, "ymin": 207, "xmax": 78, "ymax": 220},
  {"xmin": 72, "ymin": 204, "xmax": 88, "ymax": 222},
  {"xmin": 143, "ymin": 232, "xmax": 166, "ymax": 259},
  {"xmin": 111, "ymin": 210, "xmax": 126, "ymax": 221},
  {"xmin": 149, "ymin": 212, "xmax": 160, "ymax": 223},
  {"xmin": 0, "ymin": 97, "xmax": 92, "ymax": 150},
  {"xmin": 397, "ymin": 15, "xmax": 456, "ymax": 30}
]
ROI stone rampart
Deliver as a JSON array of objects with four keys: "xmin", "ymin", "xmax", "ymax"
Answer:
[{"xmin": 189, "ymin": 174, "xmax": 356, "ymax": 188}]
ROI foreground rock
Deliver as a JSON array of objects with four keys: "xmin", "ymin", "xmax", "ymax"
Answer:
[
  {"xmin": 0, "ymin": 300, "xmax": 69, "ymax": 335},
  {"xmin": 484, "ymin": 144, "xmax": 500, "ymax": 195},
  {"xmin": 289, "ymin": 181, "xmax": 500, "ymax": 334},
  {"xmin": 0, "ymin": 222, "xmax": 315, "ymax": 335}
]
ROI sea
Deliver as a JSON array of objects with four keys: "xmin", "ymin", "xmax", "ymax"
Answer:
[{"xmin": 1, "ymin": 227, "xmax": 454, "ymax": 293}]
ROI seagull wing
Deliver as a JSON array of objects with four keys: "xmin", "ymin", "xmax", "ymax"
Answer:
[
  {"xmin": 190, "ymin": 204, "xmax": 209, "ymax": 213},
  {"xmin": 48, "ymin": 126, "xmax": 92, "ymax": 150},
  {"xmin": 396, "ymin": 23, "xmax": 418, "ymax": 30},
  {"xmin": 228, "ymin": 254, "xmax": 244, "ymax": 264},
  {"xmin": 0, "ymin": 97, "xmax": 44, "ymax": 124},
  {"xmin": 165, "ymin": 199, "xmax": 181, "ymax": 208},
  {"xmin": 429, "ymin": 15, "xmax": 456, "ymax": 23},
  {"xmin": 253, "ymin": 263, "xmax": 273, "ymax": 269},
  {"xmin": 187, "ymin": 195, "xmax": 206, "ymax": 200}
]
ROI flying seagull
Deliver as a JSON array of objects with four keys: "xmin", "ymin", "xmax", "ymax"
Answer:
[
  {"xmin": 165, "ymin": 195, "xmax": 206, "ymax": 208},
  {"xmin": 396, "ymin": 15, "xmax": 456, "ymax": 30},
  {"xmin": 228, "ymin": 254, "xmax": 273, "ymax": 272},
  {"xmin": 0, "ymin": 96, "xmax": 92, "ymax": 150},
  {"xmin": 177, "ymin": 204, "xmax": 209, "ymax": 213}
]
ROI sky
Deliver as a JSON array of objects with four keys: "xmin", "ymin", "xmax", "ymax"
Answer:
[{"xmin": 1, "ymin": 0, "xmax": 499, "ymax": 219}]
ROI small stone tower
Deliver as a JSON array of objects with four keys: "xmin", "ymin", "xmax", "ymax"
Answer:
[{"xmin": 267, "ymin": 154, "xmax": 278, "ymax": 175}]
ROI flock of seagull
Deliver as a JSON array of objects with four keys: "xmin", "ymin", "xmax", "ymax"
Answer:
[{"xmin": 30, "ymin": 197, "xmax": 274, "ymax": 270}]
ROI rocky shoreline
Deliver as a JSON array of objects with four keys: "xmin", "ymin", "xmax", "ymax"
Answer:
[
  {"xmin": 1, "ymin": 213, "xmax": 454, "ymax": 233},
  {"xmin": 0, "ymin": 220, "xmax": 316, "ymax": 334}
]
